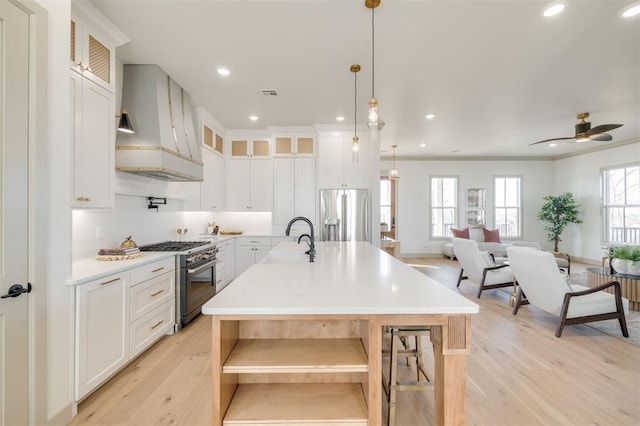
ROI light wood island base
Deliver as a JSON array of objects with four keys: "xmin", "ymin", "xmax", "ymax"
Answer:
[{"xmin": 211, "ymin": 315, "xmax": 471, "ymax": 426}]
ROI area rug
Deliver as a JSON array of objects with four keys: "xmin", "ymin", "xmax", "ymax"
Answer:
[{"xmin": 570, "ymin": 272, "xmax": 640, "ymax": 346}]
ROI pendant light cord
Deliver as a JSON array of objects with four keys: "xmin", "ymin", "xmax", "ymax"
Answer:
[
  {"xmin": 354, "ymin": 69, "xmax": 358, "ymax": 138},
  {"xmin": 371, "ymin": 5, "xmax": 375, "ymax": 99}
]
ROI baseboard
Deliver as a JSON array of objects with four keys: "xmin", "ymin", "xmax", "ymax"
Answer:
[
  {"xmin": 571, "ymin": 256, "xmax": 602, "ymax": 266},
  {"xmin": 44, "ymin": 401, "xmax": 74, "ymax": 426}
]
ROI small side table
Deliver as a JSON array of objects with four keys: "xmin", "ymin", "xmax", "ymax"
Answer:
[{"xmin": 587, "ymin": 267, "xmax": 640, "ymax": 311}]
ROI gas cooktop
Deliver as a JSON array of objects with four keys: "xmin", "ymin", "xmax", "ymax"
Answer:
[{"xmin": 139, "ymin": 241, "xmax": 209, "ymax": 252}]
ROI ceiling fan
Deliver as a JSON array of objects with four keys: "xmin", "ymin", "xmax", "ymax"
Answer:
[{"xmin": 530, "ymin": 112, "xmax": 623, "ymax": 146}]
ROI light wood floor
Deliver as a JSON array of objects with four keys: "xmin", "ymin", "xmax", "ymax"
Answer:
[{"xmin": 70, "ymin": 257, "xmax": 640, "ymax": 425}]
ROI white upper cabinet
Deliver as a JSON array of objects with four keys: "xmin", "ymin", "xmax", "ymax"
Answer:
[
  {"xmin": 225, "ymin": 158, "xmax": 273, "ymax": 211},
  {"xmin": 70, "ymin": 0, "xmax": 128, "ymax": 93},
  {"xmin": 180, "ymin": 108, "xmax": 225, "ymax": 210},
  {"xmin": 317, "ymin": 131, "xmax": 370, "ymax": 189},
  {"xmin": 272, "ymin": 135, "xmax": 315, "ymax": 157},
  {"xmin": 228, "ymin": 138, "xmax": 271, "ymax": 158},
  {"xmin": 201, "ymin": 148, "xmax": 225, "ymax": 211},
  {"xmin": 70, "ymin": 71, "xmax": 115, "ymax": 208},
  {"xmin": 70, "ymin": 0, "xmax": 128, "ymax": 208},
  {"xmin": 273, "ymin": 158, "xmax": 316, "ymax": 230},
  {"xmin": 70, "ymin": 16, "xmax": 115, "ymax": 92}
]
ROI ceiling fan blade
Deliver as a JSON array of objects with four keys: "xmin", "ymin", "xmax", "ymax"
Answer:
[
  {"xmin": 586, "ymin": 123, "xmax": 623, "ymax": 135},
  {"xmin": 589, "ymin": 133, "xmax": 613, "ymax": 142},
  {"xmin": 529, "ymin": 136, "xmax": 574, "ymax": 146}
]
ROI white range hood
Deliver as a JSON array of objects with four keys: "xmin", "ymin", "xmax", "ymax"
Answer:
[{"xmin": 116, "ymin": 64, "xmax": 203, "ymax": 182}]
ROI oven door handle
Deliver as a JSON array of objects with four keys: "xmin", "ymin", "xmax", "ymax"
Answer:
[{"xmin": 187, "ymin": 259, "xmax": 217, "ymax": 275}]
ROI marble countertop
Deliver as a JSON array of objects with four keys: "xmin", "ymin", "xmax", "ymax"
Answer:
[
  {"xmin": 69, "ymin": 252, "xmax": 177, "ymax": 286},
  {"xmin": 202, "ymin": 241, "xmax": 479, "ymax": 316}
]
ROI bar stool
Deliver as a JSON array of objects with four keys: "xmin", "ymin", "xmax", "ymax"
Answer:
[{"xmin": 382, "ymin": 326, "xmax": 434, "ymax": 426}]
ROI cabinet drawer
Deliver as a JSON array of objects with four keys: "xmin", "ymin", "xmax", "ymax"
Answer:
[
  {"xmin": 129, "ymin": 299, "xmax": 174, "ymax": 359},
  {"xmin": 130, "ymin": 271, "xmax": 175, "ymax": 322},
  {"xmin": 236, "ymin": 237, "xmax": 271, "ymax": 247},
  {"xmin": 130, "ymin": 257, "xmax": 175, "ymax": 285}
]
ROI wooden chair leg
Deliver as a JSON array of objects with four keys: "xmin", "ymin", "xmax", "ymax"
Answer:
[
  {"xmin": 477, "ymin": 279, "xmax": 484, "ymax": 298},
  {"xmin": 456, "ymin": 268, "xmax": 464, "ymax": 287},
  {"xmin": 614, "ymin": 285, "xmax": 630, "ymax": 338},
  {"xmin": 556, "ymin": 294, "xmax": 572, "ymax": 337},
  {"xmin": 619, "ymin": 314, "xmax": 629, "ymax": 338},
  {"xmin": 512, "ymin": 288, "xmax": 524, "ymax": 315}
]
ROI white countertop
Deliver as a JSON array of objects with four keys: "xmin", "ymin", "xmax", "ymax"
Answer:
[
  {"xmin": 69, "ymin": 252, "xmax": 176, "ymax": 286},
  {"xmin": 202, "ymin": 241, "xmax": 479, "ymax": 316}
]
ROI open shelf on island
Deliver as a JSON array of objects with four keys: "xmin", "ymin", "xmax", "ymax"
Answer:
[
  {"xmin": 223, "ymin": 338, "xmax": 369, "ymax": 374},
  {"xmin": 223, "ymin": 383, "xmax": 368, "ymax": 425}
]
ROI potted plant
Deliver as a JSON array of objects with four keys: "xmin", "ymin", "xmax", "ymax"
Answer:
[
  {"xmin": 610, "ymin": 245, "xmax": 640, "ymax": 275},
  {"xmin": 537, "ymin": 192, "xmax": 582, "ymax": 252}
]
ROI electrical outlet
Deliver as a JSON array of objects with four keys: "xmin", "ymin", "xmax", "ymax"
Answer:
[{"xmin": 96, "ymin": 226, "xmax": 104, "ymax": 239}]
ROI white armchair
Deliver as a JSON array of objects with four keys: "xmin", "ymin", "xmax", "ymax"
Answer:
[
  {"xmin": 506, "ymin": 246, "xmax": 629, "ymax": 338},
  {"xmin": 510, "ymin": 241, "xmax": 571, "ymax": 274},
  {"xmin": 452, "ymin": 237, "xmax": 514, "ymax": 298}
]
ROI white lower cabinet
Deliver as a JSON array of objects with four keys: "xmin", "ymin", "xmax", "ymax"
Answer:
[
  {"xmin": 129, "ymin": 299, "xmax": 175, "ymax": 359},
  {"xmin": 75, "ymin": 257, "xmax": 176, "ymax": 401},
  {"xmin": 216, "ymin": 239, "xmax": 235, "ymax": 292},
  {"xmin": 76, "ymin": 272, "xmax": 129, "ymax": 400},
  {"xmin": 235, "ymin": 237, "xmax": 271, "ymax": 276}
]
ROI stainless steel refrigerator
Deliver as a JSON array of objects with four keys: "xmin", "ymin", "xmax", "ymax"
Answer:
[{"xmin": 319, "ymin": 189, "xmax": 369, "ymax": 241}]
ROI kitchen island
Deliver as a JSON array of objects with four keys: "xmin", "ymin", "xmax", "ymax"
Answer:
[{"xmin": 202, "ymin": 241, "xmax": 479, "ymax": 425}]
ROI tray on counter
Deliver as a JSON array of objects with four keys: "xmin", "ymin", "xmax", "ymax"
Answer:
[{"xmin": 96, "ymin": 253, "xmax": 144, "ymax": 261}]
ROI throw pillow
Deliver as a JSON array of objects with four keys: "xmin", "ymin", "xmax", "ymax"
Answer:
[
  {"xmin": 482, "ymin": 228, "xmax": 501, "ymax": 243},
  {"xmin": 451, "ymin": 227, "xmax": 469, "ymax": 239}
]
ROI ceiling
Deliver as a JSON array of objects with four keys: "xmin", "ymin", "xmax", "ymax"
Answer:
[{"xmin": 90, "ymin": 0, "xmax": 640, "ymax": 159}]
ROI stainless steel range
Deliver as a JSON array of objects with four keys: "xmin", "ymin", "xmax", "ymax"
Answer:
[{"xmin": 139, "ymin": 241, "xmax": 217, "ymax": 327}]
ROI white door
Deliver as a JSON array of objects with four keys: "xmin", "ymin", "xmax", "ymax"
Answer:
[{"xmin": 0, "ymin": 0, "xmax": 30, "ymax": 424}]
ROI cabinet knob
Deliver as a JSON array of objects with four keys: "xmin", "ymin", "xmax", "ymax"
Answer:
[{"xmin": 76, "ymin": 196, "xmax": 91, "ymax": 202}]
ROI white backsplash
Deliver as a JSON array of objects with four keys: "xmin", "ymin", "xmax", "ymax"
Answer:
[{"xmin": 73, "ymin": 194, "xmax": 274, "ymax": 260}]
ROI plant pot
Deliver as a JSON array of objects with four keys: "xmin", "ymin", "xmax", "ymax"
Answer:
[
  {"xmin": 611, "ymin": 258, "xmax": 629, "ymax": 274},
  {"xmin": 627, "ymin": 261, "xmax": 640, "ymax": 276},
  {"xmin": 611, "ymin": 258, "xmax": 640, "ymax": 275}
]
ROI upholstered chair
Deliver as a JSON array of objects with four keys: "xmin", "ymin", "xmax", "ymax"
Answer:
[
  {"xmin": 506, "ymin": 246, "xmax": 629, "ymax": 338},
  {"xmin": 452, "ymin": 237, "xmax": 514, "ymax": 298}
]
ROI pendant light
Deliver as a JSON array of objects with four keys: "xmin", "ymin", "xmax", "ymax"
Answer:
[
  {"xmin": 116, "ymin": 110, "xmax": 135, "ymax": 134},
  {"xmin": 351, "ymin": 64, "xmax": 361, "ymax": 162},
  {"xmin": 366, "ymin": 0, "xmax": 380, "ymax": 128},
  {"xmin": 389, "ymin": 144, "xmax": 399, "ymax": 180}
]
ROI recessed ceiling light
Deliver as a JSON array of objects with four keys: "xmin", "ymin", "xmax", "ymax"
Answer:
[
  {"xmin": 543, "ymin": 2, "xmax": 565, "ymax": 17},
  {"xmin": 419, "ymin": 143, "xmax": 427, "ymax": 148},
  {"xmin": 216, "ymin": 66, "xmax": 231, "ymax": 76},
  {"xmin": 623, "ymin": 3, "xmax": 640, "ymax": 17},
  {"xmin": 249, "ymin": 115, "xmax": 258, "ymax": 121},
  {"xmin": 336, "ymin": 116, "xmax": 345, "ymax": 122},
  {"xmin": 425, "ymin": 114, "xmax": 436, "ymax": 120}
]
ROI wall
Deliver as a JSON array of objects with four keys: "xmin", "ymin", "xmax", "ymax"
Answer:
[
  {"xmin": 380, "ymin": 158, "xmax": 555, "ymax": 255},
  {"xmin": 553, "ymin": 142, "xmax": 640, "ymax": 261},
  {"xmin": 33, "ymin": 0, "xmax": 74, "ymax": 424},
  {"xmin": 72, "ymin": 193, "xmax": 273, "ymax": 259}
]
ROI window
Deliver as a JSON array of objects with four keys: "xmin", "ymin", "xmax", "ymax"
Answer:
[
  {"xmin": 602, "ymin": 164, "xmax": 640, "ymax": 244},
  {"xmin": 380, "ymin": 177, "xmax": 396, "ymax": 238},
  {"xmin": 431, "ymin": 176, "xmax": 458, "ymax": 238},
  {"xmin": 494, "ymin": 176, "xmax": 521, "ymax": 238}
]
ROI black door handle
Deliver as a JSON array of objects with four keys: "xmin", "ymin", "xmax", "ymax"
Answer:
[{"xmin": 1, "ymin": 283, "xmax": 32, "ymax": 299}]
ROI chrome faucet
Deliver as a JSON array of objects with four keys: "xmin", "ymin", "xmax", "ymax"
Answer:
[{"xmin": 286, "ymin": 217, "xmax": 315, "ymax": 262}]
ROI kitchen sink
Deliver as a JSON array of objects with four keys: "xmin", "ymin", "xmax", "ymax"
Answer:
[{"xmin": 260, "ymin": 254, "xmax": 313, "ymax": 264}]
